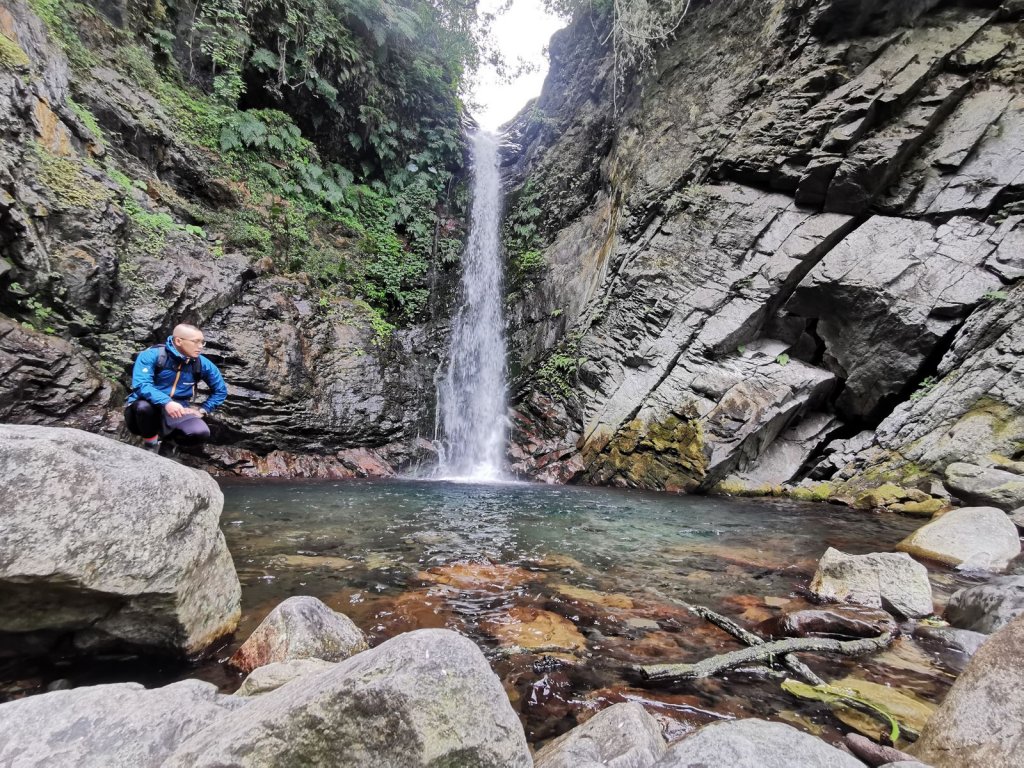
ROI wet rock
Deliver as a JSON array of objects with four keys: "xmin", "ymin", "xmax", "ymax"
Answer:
[
  {"xmin": 944, "ymin": 463, "xmax": 1024, "ymax": 511},
  {"xmin": 228, "ymin": 596, "xmax": 368, "ymax": 674},
  {"xmin": 417, "ymin": 561, "xmax": 538, "ymax": 590},
  {"xmin": 0, "ymin": 679, "xmax": 247, "ymax": 768},
  {"xmin": 554, "ymin": 583, "xmax": 635, "ymax": 609},
  {"xmin": 652, "ymin": 718, "xmax": 864, "ymax": 767},
  {"xmin": 235, "ymin": 659, "xmax": 336, "ymax": 697},
  {"xmin": 165, "ymin": 629, "xmax": 533, "ymax": 768},
  {"xmin": 909, "ymin": 614, "xmax": 1024, "ymax": 768},
  {"xmin": 896, "ymin": 506, "xmax": 1021, "ymax": 571},
  {"xmin": 534, "ymin": 702, "xmax": 667, "ymax": 768},
  {"xmin": 759, "ymin": 605, "xmax": 898, "ymax": 639},
  {"xmin": 480, "ymin": 606, "xmax": 587, "ymax": 652},
  {"xmin": 945, "ymin": 576, "xmax": 1024, "ymax": 634},
  {"xmin": 810, "ymin": 547, "xmax": 933, "ymax": 618},
  {"xmin": 0, "ymin": 424, "xmax": 240, "ymax": 656},
  {"xmin": 913, "ymin": 625, "xmax": 987, "ymax": 658},
  {"xmin": 828, "ymin": 676, "xmax": 935, "ymax": 742}
]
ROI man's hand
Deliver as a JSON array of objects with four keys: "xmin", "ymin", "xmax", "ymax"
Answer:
[{"xmin": 164, "ymin": 401, "xmax": 186, "ymax": 418}]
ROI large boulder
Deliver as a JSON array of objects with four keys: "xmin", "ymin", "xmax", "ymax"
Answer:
[
  {"xmin": 0, "ymin": 679, "xmax": 247, "ymax": 768},
  {"xmin": 945, "ymin": 576, "xmax": 1024, "ymax": 634},
  {"xmin": 944, "ymin": 463, "xmax": 1024, "ymax": 511},
  {"xmin": 652, "ymin": 718, "xmax": 864, "ymax": 767},
  {"xmin": 164, "ymin": 629, "xmax": 532, "ymax": 767},
  {"xmin": 809, "ymin": 547, "xmax": 933, "ymax": 618},
  {"xmin": 534, "ymin": 702, "xmax": 667, "ymax": 768},
  {"xmin": 896, "ymin": 506, "xmax": 1021, "ymax": 571},
  {"xmin": 228, "ymin": 596, "xmax": 368, "ymax": 674},
  {"xmin": 910, "ymin": 614, "xmax": 1024, "ymax": 768},
  {"xmin": 0, "ymin": 425, "xmax": 240, "ymax": 655}
]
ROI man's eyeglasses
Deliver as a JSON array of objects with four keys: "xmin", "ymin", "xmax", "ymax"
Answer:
[{"xmin": 177, "ymin": 337, "xmax": 206, "ymax": 347}]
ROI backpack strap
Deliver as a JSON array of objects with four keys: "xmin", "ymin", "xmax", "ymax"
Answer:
[{"xmin": 154, "ymin": 346, "xmax": 204, "ymax": 391}]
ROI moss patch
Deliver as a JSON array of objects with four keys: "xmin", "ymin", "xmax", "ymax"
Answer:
[
  {"xmin": 585, "ymin": 414, "xmax": 708, "ymax": 492},
  {"xmin": 0, "ymin": 32, "xmax": 30, "ymax": 69},
  {"xmin": 33, "ymin": 142, "xmax": 108, "ymax": 208}
]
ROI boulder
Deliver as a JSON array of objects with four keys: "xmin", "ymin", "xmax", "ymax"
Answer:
[
  {"xmin": 534, "ymin": 702, "xmax": 667, "ymax": 768},
  {"xmin": 0, "ymin": 425, "xmax": 240, "ymax": 655},
  {"xmin": 944, "ymin": 463, "xmax": 1024, "ymax": 511},
  {"xmin": 235, "ymin": 659, "xmax": 337, "ymax": 697},
  {"xmin": 896, "ymin": 506, "xmax": 1021, "ymax": 571},
  {"xmin": 759, "ymin": 605, "xmax": 898, "ymax": 639},
  {"xmin": 0, "ymin": 679, "xmax": 247, "ymax": 768},
  {"xmin": 809, "ymin": 548, "xmax": 933, "ymax": 618},
  {"xmin": 652, "ymin": 718, "xmax": 864, "ymax": 767},
  {"xmin": 164, "ymin": 629, "xmax": 532, "ymax": 767},
  {"xmin": 228, "ymin": 596, "xmax": 368, "ymax": 674},
  {"xmin": 945, "ymin": 576, "xmax": 1024, "ymax": 634},
  {"xmin": 910, "ymin": 614, "xmax": 1024, "ymax": 768}
]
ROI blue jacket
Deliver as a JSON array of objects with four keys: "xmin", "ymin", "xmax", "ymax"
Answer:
[{"xmin": 126, "ymin": 337, "xmax": 228, "ymax": 413}]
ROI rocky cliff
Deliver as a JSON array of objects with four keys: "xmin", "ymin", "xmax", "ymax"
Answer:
[
  {"xmin": 0, "ymin": 0, "xmax": 455, "ymax": 476},
  {"xmin": 504, "ymin": 0, "xmax": 1024, "ymax": 501}
]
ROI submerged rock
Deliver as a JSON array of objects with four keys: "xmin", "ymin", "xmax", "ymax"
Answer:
[
  {"xmin": 759, "ymin": 605, "xmax": 898, "ymax": 639},
  {"xmin": 652, "ymin": 718, "xmax": 864, "ymax": 767},
  {"xmin": 809, "ymin": 547, "xmax": 933, "ymax": 618},
  {"xmin": 0, "ymin": 424, "xmax": 240, "ymax": 656},
  {"xmin": 165, "ymin": 629, "xmax": 533, "ymax": 767},
  {"xmin": 480, "ymin": 606, "xmax": 587, "ymax": 653},
  {"xmin": 0, "ymin": 679, "xmax": 247, "ymax": 768},
  {"xmin": 896, "ymin": 506, "xmax": 1021, "ymax": 571},
  {"xmin": 228, "ymin": 596, "xmax": 368, "ymax": 674},
  {"xmin": 534, "ymin": 702, "xmax": 667, "ymax": 768},
  {"xmin": 910, "ymin": 614, "xmax": 1024, "ymax": 768},
  {"xmin": 945, "ymin": 576, "xmax": 1024, "ymax": 634}
]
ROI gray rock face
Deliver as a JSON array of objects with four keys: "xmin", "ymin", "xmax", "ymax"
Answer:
[
  {"xmin": 0, "ymin": 679, "xmax": 248, "ymax": 768},
  {"xmin": 653, "ymin": 718, "xmax": 864, "ymax": 768},
  {"xmin": 228, "ymin": 596, "xmax": 368, "ymax": 674},
  {"xmin": 235, "ymin": 659, "xmax": 337, "ymax": 697},
  {"xmin": 502, "ymin": 0, "xmax": 1024, "ymax": 492},
  {"xmin": 165, "ymin": 628, "xmax": 532, "ymax": 768},
  {"xmin": 945, "ymin": 576, "xmax": 1024, "ymax": 634},
  {"xmin": 913, "ymin": 625, "xmax": 988, "ymax": 657},
  {"xmin": 534, "ymin": 702, "xmax": 666, "ymax": 768},
  {"xmin": 0, "ymin": 424, "xmax": 240, "ymax": 655},
  {"xmin": 944, "ymin": 463, "xmax": 1024, "ymax": 511},
  {"xmin": 782, "ymin": 216, "xmax": 996, "ymax": 422},
  {"xmin": 809, "ymin": 547, "xmax": 933, "ymax": 618},
  {"xmin": 910, "ymin": 614, "xmax": 1024, "ymax": 768},
  {"xmin": 896, "ymin": 506, "xmax": 1021, "ymax": 571}
]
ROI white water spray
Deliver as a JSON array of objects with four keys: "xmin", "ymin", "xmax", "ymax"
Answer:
[{"xmin": 436, "ymin": 132, "xmax": 507, "ymax": 481}]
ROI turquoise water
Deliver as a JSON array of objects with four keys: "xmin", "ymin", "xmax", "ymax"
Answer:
[{"xmin": 209, "ymin": 479, "xmax": 967, "ymax": 745}]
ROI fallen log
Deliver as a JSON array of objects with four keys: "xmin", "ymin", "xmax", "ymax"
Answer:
[{"xmin": 637, "ymin": 632, "xmax": 893, "ymax": 682}]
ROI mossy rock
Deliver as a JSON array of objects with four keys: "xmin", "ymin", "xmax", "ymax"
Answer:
[
  {"xmin": 890, "ymin": 498, "xmax": 948, "ymax": 517},
  {"xmin": 788, "ymin": 483, "xmax": 836, "ymax": 503},
  {"xmin": 852, "ymin": 483, "xmax": 928, "ymax": 510}
]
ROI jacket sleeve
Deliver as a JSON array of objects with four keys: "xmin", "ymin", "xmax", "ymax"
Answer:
[
  {"xmin": 199, "ymin": 357, "xmax": 228, "ymax": 413},
  {"xmin": 132, "ymin": 348, "xmax": 172, "ymax": 406}
]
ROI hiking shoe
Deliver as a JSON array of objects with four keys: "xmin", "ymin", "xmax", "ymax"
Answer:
[{"xmin": 141, "ymin": 439, "xmax": 162, "ymax": 453}]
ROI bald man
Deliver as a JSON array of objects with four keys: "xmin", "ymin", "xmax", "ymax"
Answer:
[{"xmin": 124, "ymin": 323, "xmax": 228, "ymax": 452}]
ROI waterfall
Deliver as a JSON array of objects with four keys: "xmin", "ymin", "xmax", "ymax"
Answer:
[{"xmin": 436, "ymin": 131, "xmax": 507, "ymax": 481}]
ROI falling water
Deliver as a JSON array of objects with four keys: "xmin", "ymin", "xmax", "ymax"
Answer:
[{"xmin": 436, "ymin": 132, "xmax": 507, "ymax": 481}]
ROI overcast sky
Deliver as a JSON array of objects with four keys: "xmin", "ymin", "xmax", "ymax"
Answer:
[{"xmin": 471, "ymin": 0, "xmax": 566, "ymax": 132}]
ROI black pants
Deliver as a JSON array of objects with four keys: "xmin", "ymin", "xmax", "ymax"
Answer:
[{"xmin": 124, "ymin": 400, "xmax": 211, "ymax": 446}]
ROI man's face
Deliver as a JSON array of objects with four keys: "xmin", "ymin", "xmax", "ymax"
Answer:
[{"xmin": 173, "ymin": 331, "xmax": 206, "ymax": 359}]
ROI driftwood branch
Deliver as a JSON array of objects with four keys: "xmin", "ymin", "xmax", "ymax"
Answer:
[{"xmin": 637, "ymin": 632, "xmax": 893, "ymax": 682}]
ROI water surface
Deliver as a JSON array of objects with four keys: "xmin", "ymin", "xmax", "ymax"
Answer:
[{"xmin": 205, "ymin": 479, "xmax": 969, "ymax": 745}]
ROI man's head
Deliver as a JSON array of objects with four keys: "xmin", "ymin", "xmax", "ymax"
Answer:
[{"xmin": 171, "ymin": 323, "xmax": 206, "ymax": 359}]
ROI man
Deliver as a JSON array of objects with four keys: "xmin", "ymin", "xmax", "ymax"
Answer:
[{"xmin": 124, "ymin": 323, "xmax": 228, "ymax": 452}]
